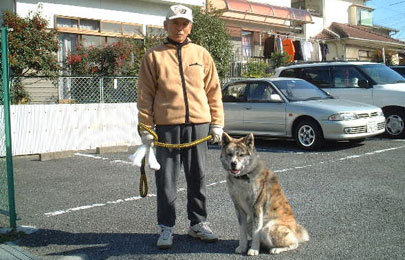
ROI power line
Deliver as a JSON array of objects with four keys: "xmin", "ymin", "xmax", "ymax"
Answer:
[{"xmin": 389, "ymin": 1, "xmax": 405, "ymax": 6}]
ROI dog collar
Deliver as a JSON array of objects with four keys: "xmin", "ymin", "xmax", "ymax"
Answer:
[{"xmin": 233, "ymin": 174, "xmax": 249, "ymax": 180}]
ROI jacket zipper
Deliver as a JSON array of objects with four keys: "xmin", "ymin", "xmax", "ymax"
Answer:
[{"xmin": 176, "ymin": 43, "xmax": 190, "ymax": 124}]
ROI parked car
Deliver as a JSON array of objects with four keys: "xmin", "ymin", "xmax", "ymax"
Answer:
[
  {"xmin": 222, "ymin": 78, "xmax": 385, "ymax": 150},
  {"xmin": 389, "ymin": 65, "xmax": 405, "ymax": 77},
  {"xmin": 275, "ymin": 62, "xmax": 405, "ymax": 138}
]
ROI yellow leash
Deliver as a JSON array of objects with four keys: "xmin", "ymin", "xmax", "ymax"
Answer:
[
  {"xmin": 139, "ymin": 122, "xmax": 213, "ymax": 148},
  {"xmin": 138, "ymin": 122, "xmax": 213, "ymax": 197}
]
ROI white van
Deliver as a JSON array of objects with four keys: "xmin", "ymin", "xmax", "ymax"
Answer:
[{"xmin": 275, "ymin": 62, "xmax": 405, "ymax": 138}]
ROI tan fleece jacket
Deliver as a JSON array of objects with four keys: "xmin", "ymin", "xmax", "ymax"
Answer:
[{"xmin": 137, "ymin": 40, "xmax": 224, "ymax": 128}]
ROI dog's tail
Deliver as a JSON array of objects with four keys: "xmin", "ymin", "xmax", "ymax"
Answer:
[{"xmin": 295, "ymin": 224, "xmax": 310, "ymax": 242}]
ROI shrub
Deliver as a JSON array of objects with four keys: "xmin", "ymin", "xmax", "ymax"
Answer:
[
  {"xmin": 190, "ymin": 5, "xmax": 233, "ymax": 79},
  {"xmin": 67, "ymin": 41, "xmax": 138, "ymax": 76},
  {"xmin": 2, "ymin": 10, "xmax": 60, "ymax": 103},
  {"xmin": 243, "ymin": 60, "xmax": 272, "ymax": 78},
  {"xmin": 270, "ymin": 52, "xmax": 292, "ymax": 69}
]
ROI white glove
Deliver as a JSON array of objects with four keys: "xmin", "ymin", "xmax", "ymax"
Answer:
[
  {"xmin": 140, "ymin": 130, "xmax": 154, "ymax": 147},
  {"xmin": 209, "ymin": 125, "xmax": 223, "ymax": 144},
  {"xmin": 128, "ymin": 144, "xmax": 160, "ymax": 170}
]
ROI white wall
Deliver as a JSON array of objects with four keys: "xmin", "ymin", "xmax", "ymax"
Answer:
[
  {"xmin": 16, "ymin": 0, "xmax": 204, "ymax": 29},
  {"xmin": 6, "ymin": 103, "xmax": 141, "ymax": 156},
  {"xmin": 323, "ymin": 0, "xmax": 365, "ymax": 28},
  {"xmin": 304, "ymin": 16, "xmax": 324, "ymax": 39}
]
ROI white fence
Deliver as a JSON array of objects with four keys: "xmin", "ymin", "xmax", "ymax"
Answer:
[{"xmin": 5, "ymin": 103, "xmax": 141, "ymax": 156}]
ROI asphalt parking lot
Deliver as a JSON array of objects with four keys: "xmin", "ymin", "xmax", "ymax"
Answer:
[{"xmin": 11, "ymin": 137, "xmax": 405, "ymax": 260}]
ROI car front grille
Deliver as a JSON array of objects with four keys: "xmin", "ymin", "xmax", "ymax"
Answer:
[
  {"xmin": 345, "ymin": 126, "xmax": 367, "ymax": 134},
  {"xmin": 377, "ymin": 122, "xmax": 385, "ymax": 130},
  {"xmin": 344, "ymin": 122, "xmax": 385, "ymax": 134},
  {"xmin": 357, "ymin": 112, "xmax": 380, "ymax": 118}
]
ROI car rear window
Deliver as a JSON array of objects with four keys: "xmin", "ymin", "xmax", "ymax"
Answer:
[
  {"xmin": 332, "ymin": 66, "xmax": 367, "ymax": 88},
  {"xmin": 279, "ymin": 68, "xmax": 297, "ymax": 77},
  {"xmin": 301, "ymin": 67, "xmax": 332, "ymax": 88}
]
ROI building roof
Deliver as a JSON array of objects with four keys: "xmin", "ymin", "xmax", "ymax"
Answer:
[
  {"xmin": 211, "ymin": 0, "xmax": 313, "ymax": 27},
  {"xmin": 315, "ymin": 22, "xmax": 405, "ymax": 45}
]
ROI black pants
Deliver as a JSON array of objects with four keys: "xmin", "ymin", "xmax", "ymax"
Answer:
[{"xmin": 155, "ymin": 123, "xmax": 209, "ymax": 227}]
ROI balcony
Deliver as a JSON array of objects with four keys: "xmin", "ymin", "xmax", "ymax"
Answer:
[{"xmin": 292, "ymin": 0, "xmax": 323, "ymax": 17}]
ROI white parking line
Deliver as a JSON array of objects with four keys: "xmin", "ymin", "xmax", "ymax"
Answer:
[{"xmin": 44, "ymin": 145, "xmax": 405, "ymax": 217}]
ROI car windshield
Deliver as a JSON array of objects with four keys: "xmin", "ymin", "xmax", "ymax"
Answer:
[
  {"xmin": 272, "ymin": 79, "xmax": 330, "ymax": 101},
  {"xmin": 357, "ymin": 64, "xmax": 405, "ymax": 84}
]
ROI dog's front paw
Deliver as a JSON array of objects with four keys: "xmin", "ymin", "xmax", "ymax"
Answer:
[
  {"xmin": 247, "ymin": 248, "xmax": 259, "ymax": 256},
  {"xmin": 270, "ymin": 248, "xmax": 281, "ymax": 254},
  {"xmin": 235, "ymin": 246, "xmax": 247, "ymax": 254}
]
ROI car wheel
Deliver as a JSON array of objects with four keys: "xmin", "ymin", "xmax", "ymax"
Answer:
[
  {"xmin": 384, "ymin": 109, "xmax": 405, "ymax": 138},
  {"xmin": 294, "ymin": 120, "xmax": 324, "ymax": 150}
]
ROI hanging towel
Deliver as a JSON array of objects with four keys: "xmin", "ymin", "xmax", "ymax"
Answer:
[{"xmin": 282, "ymin": 38, "xmax": 295, "ymax": 62}]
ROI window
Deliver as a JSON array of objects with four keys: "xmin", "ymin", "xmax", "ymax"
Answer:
[
  {"xmin": 333, "ymin": 66, "xmax": 367, "ymax": 88},
  {"xmin": 55, "ymin": 15, "xmax": 143, "ymax": 38},
  {"xmin": 272, "ymin": 79, "xmax": 329, "ymax": 101},
  {"xmin": 101, "ymin": 21, "xmax": 122, "ymax": 34},
  {"xmin": 279, "ymin": 68, "xmax": 303, "ymax": 78},
  {"xmin": 147, "ymin": 25, "xmax": 166, "ymax": 37},
  {"xmin": 58, "ymin": 33, "xmax": 78, "ymax": 64},
  {"xmin": 291, "ymin": 0, "xmax": 322, "ymax": 16},
  {"xmin": 301, "ymin": 67, "xmax": 332, "ymax": 88},
  {"xmin": 358, "ymin": 8, "xmax": 373, "ymax": 26},
  {"xmin": 56, "ymin": 17, "xmax": 78, "ymax": 29},
  {"xmin": 81, "ymin": 35, "xmax": 103, "ymax": 47},
  {"xmin": 358, "ymin": 64, "xmax": 404, "ymax": 84},
  {"xmin": 222, "ymin": 82, "xmax": 248, "ymax": 102},
  {"xmin": 247, "ymin": 83, "xmax": 274, "ymax": 102},
  {"xmin": 106, "ymin": 37, "xmax": 122, "ymax": 44},
  {"xmin": 80, "ymin": 19, "xmax": 100, "ymax": 31},
  {"xmin": 242, "ymin": 31, "xmax": 253, "ymax": 57},
  {"xmin": 123, "ymin": 23, "xmax": 143, "ymax": 35}
]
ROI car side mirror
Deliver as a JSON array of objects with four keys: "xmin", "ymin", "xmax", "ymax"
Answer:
[
  {"xmin": 358, "ymin": 79, "xmax": 369, "ymax": 88},
  {"xmin": 270, "ymin": 94, "xmax": 283, "ymax": 102}
]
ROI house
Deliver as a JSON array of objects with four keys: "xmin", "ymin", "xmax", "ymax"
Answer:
[
  {"xmin": 208, "ymin": 0, "xmax": 313, "ymax": 60},
  {"xmin": 0, "ymin": 0, "xmax": 205, "ymax": 103},
  {"xmin": 293, "ymin": 0, "xmax": 405, "ymax": 64},
  {"xmin": 1, "ymin": 0, "xmax": 205, "ymax": 64},
  {"xmin": 208, "ymin": 0, "xmax": 405, "ymax": 65}
]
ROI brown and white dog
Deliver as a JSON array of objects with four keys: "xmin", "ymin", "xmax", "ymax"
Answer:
[{"xmin": 220, "ymin": 132, "xmax": 309, "ymax": 256}]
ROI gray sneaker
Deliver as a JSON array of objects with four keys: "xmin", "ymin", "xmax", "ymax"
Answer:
[
  {"xmin": 157, "ymin": 225, "xmax": 173, "ymax": 249},
  {"xmin": 188, "ymin": 222, "xmax": 218, "ymax": 242}
]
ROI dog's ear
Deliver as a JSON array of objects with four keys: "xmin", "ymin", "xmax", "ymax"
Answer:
[
  {"xmin": 222, "ymin": 132, "xmax": 232, "ymax": 146},
  {"xmin": 244, "ymin": 133, "xmax": 255, "ymax": 150}
]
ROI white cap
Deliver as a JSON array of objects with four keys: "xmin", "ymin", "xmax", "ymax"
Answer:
[{"xmin": 166, "ymin": 4, "xmax": 193, "ymax": 23}]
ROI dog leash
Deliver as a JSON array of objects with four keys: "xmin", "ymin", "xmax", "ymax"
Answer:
[{"xmin": 138, "ymin": 122, "xmax": 213, "ymax": 197}]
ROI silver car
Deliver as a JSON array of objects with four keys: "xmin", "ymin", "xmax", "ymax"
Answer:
[{"xmin": 222, "ymin": 78, "xmax": 386, "ymax": 150}]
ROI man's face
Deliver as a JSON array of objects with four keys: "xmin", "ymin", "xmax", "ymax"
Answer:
[{"xmin": 164, "ymin": 18, "xmax": 192, "ymax": 43}]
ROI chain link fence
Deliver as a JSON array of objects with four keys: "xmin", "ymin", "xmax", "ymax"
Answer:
[
  {"xmin": 15, "ymin": 75, "xmax": 247, "ymax": 105},
  {"xmin": 58, "ymin": 76, "xmax": 138, "ymax": 104}
]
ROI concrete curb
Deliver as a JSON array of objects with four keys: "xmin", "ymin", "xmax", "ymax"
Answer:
[
  {"xmin": 39, "ymin": 151, "xmax": 75, "ymax": 161},
  {"xmin": 0, "ymin": 243, "xmax": 41, "ymax": 260},
  {"xmin": 96, "ymin": 146, "xmax": 129, "ymax": 154}
]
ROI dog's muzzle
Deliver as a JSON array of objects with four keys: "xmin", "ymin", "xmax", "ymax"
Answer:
[{"xmin": 230, "ymin": 162, "xmax": 241, "ymax": 174}]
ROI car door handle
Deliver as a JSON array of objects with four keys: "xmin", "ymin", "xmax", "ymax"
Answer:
[{"xmin": 244, "ymin": 106, "xmax": 252, "ymax": 110}]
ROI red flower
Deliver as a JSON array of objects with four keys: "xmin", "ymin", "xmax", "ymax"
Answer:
[{"xmin": 75, "ymin": 55, "xmax": 82, "ymax": 63}]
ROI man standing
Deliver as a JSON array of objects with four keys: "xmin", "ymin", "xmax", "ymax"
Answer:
[{"xmin": 137, "ymin": 4, "xmax": 224, "ymax": 249}]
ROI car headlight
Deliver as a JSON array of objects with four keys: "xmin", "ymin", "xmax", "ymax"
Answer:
[
  {"xmin": 377, "ymin": 110, "xmax": 384, "ymax": 117},
  {"xmin": 328, "ymin": 112, "xmax": 359, "ymax": 121}
]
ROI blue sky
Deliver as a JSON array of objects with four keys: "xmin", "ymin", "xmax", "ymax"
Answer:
[{"xmin": 366, "ymin": 0, "xmax": 405, "ymax": 40}]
